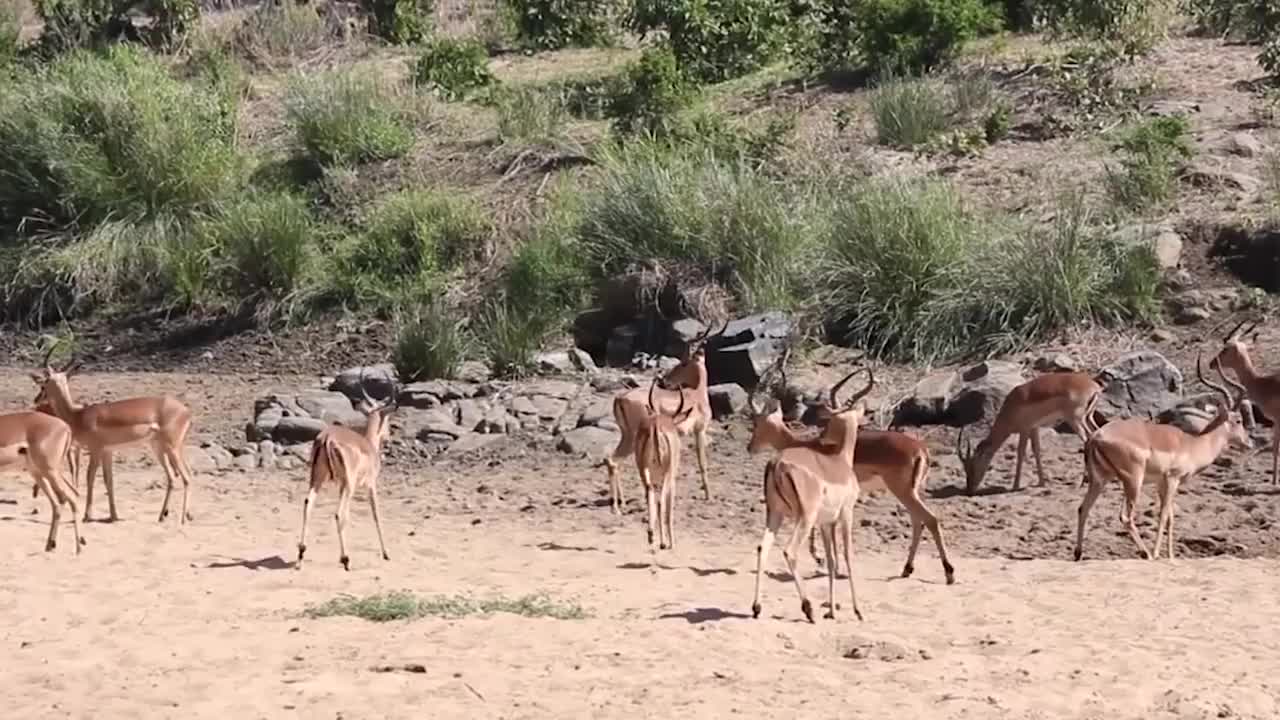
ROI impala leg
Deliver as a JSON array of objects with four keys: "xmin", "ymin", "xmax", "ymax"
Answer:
[
  {"xmin": 839, "ymin": 505, "xmax": 863, "ymax": 621},
  {"xmin": 101, "ymin": 451, "xmax": 120, "ymax": 523},
  {"xmin": 1167, "ymin": 476, "xmax": 1180, "ymax": 560},
  {"xmin": 368, "ymin": 479, "xmax": 391, "ymax": 562},
  {"xmin": 154, "ymin": 442, "xmax": 179, "ymax": 523},
  {"xmin": 167, "ymin": 444, "xmax": 196, "ymax": 524},
  {"xmin": 808, "ymin": 528, "xmax": 825, "ymax": 570},
  {"xmin": 335, "ymin": 484, "xmax": 354, "ymax": 571},
  {"xmin": 1030, "ymin": 429, "xmax": 1047, "ymax": 487},
  {"xmin": 782, "ymin": 513, "xmax": 818, "ymax": 623},
  {"xmin": 820, "ymin": 525, "xmax": 837, "ymax": 619},
  {"xmin": 33, "ymin": 473, "xmax": 61, "ymax": 552},
  {"xmin": 1074, "ymin": 473, "xmax": 1104, "ymax": 562},
  {"xmin": 694, "ymin": 427, "xmax": 711, "ymax": 501},
  {"xmin": 896, "ymin": 489, "xmax": 955, "ymax": 584},
  {"xmin": 46, "ymin": 459, "xmax": 84, "ymax": 552},
  {"xmin": 1012, "ymin": 434, "xmax": 1028, "ymax": 491},
  {"xmin": 660, "ymin": 463, "xmax": 676, "ymax": 551},
  {"xmin": 83, "ymin": 452, "xmax": 100, "ymax": 522},
  {"xmin": 1119, "ymin": 468, "xmax": 1151, "ymax": 560},
  {"xmin": 1271, "ymin": 428, "xmax": 1279, "ymax": 485},
  {"xmin": 297, "ymin": 486, "xmax": 318, "ymax": 568},
  {"xmin": 642, "ymin": 469, "xmax": 658, "ymax": 550},
  {"xmin": 1152, "ymin": 475, "xmax": 1171, "ymax": 561},
  {"xmin": 752, "ymin": 508, "xmax": 783, "ymax": 619}
]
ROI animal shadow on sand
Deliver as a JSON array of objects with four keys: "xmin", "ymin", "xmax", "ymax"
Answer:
[
  {"xmin": 929, "ymin": 484, "xmax": 1014, "ymax": 499},
  {"xmin": 204, "ymin": 555, "xmax": 293, "ymax": 571},
  {"xmin": 659, "ymin": 607, "xmax": 753, "ymax": 624},
  {"xmin": 535, "ymin": 542, "xmax": 610, "ymax": 554}
]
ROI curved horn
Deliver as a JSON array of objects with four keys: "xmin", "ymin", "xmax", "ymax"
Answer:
[
  {"xmin": 828, "ymin": 367, "xmax": 864, "ymax": 408},
  {"xmin": 1197, "ymin": 348, "xmax": 1236, "ymax": 409},
  {"xmin": 40, "ymin": 343, "xmax": 56, "ymax": 370},
  {"xmin": 358, "ymin": 368, "xmax": 377, "ymax": 408},
  {"xmin": 955, "ymin": 427, "xmax": 971, "ymax": 463},
  {"xmin": 673, "ymin": 383, "xmax": 687, "ymax": 420},
  {"xmin": 647, "ymin": 375, "xmax": 660, "ymax": 412},
  {"xmin": 843, "ymin": 364, "xmax": 876, "ymax": 409}
]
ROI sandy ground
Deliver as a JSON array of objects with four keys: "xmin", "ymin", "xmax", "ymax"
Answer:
[{"xmin": 3, "ymin": 469, "xmax": 1280, "ymax": 720}]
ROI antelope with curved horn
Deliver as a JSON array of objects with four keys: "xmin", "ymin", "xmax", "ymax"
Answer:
[
  {"xmin": 747, "ymin": 354, "xmax": 956, "ymax": 585},
  {"xmin": 31, "ymin": 348, "xmax": 197, "ymax": 524},
  {"xmin": 1210, "ymin": 317, "xmax": 1280, "ymax": 483},
  {"xmin": 634, "ymin": 376, "xmax": 696, "ymax": 551},
  {"xmin": 601, "ymin": 319, "xmax": 727, "ymax": 514},
  {"xmin": 297, "ymin": 372, "xmax": 398, "ymax": 571},
  {"xmin": 752, "ymin": 364, "xmax": 875, "ymax": 623},
  {"xmin": 956, "ymin": 371, "xmax": 1104, "ymax": 494},
  {"xmin": 0, "ymin": 409, "xmax": 84, "ymax": 554},
  {"xmin": 1074, "ymin": 349, "xmax": 1253, "ymax": 561}
]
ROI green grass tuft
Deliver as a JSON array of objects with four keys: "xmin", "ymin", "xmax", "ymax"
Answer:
[
  {"xmin": 869, "ymin": 72, "xmax": 952, "ymax": 148},
  {"xmin": 285, "ymin": 68, "xmax": 422, "ymax": 168}
]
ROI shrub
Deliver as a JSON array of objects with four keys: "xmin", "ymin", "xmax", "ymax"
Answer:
[
  {"xmin": 412, "ymin": 36, "xmax": 496, "ymax": 101},
  {"xmin": 201, "ymin": 193, "xmax": 319, "ymax": 299},
  {"xmin": 629, "ymin": 0, "xmax": 790, "ymax": 82},
  {"xmin": 495, "ymin": 85, "xmax": 570, "ymax": 145},
  {"xmin": 0, "ymin": 45, "xmax": 244, "ymax": 237},
  {"xmin": 394, "ymin": 299, "xmax": 470, "ymax": 381},
  {"xmin": 505, "ymin": 197, "xmax": 591, "ymax": 321},
  {"xmin": 143, "ymin": 0, "xmax": 199, "ymax": 48},
  {"xmin": 605, "ymin": 45, "xmax": 698, "ymax": 136},
  {"xmin": 869, "ymin": 73, "xmax": 951, "ymax": 147},
  {"xmin": 533, "ymin": 72, "xmax": 615, "ymax": 119},
  {"xmin": 363, "ymin": 0, "xmax": 433, "ymax": 44},
  {"xmin": 233, "ymin": 1, "xmax": 334, "ymax": 68},
  {"xmin": 32, "ymin": 0, "xmax": 129, "ymax": 54},
  {"xmin": 338, "ymin": 190, "xmax": 490, "ymax": 307},
  {"xmin": 1105, "ymin": 115, "xmax": 1194, "ymax": 211},
  {"xmin": 573, "ymin": 141, "xmax": 816, "ymax": 310},
  {"xmin": 505, "ymin": 0, "xmax": 620, "ymax": 50},
  {"xmin": 285, "ymin": 68, "xmax": 419, "ymax": 167},
  {"xmin": 807, "ymin": 0, "xmax": 1001, "ymax": 76},
  {"xmin": 1036, "ymin": 0, "xmax": 1171, "ymax": 55}
]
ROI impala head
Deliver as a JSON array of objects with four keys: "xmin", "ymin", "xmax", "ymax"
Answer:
[
  {"xmin": 745, "ymin": 344, "xmax": 792, "ymax": 455},
  {"xmin": 1197, "ymin": 348, "xmax": 1254, "ymax": 452},
  {"xmin": 659, "ymin": 319, "xmax": 728, "ymax": 391},
  {"xmin": 818, "ymin": 361, "xmax": 875, "ymax": 441},
  {"xmin": 355, "ymin": 370, "xmax": 399, "ymax": 444},
  {"xmin": 1213, "ymin": 317, "xmax": 1261, "ymax": 375},
  {"xmin": 956, "ymin": 427, "xmax": 994, "ymax": 495},
  {"xmin": 29, "ymin": 345, "xmax": 83, "ymax": 408}
]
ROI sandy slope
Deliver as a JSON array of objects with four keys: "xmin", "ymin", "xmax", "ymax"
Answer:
[{"xmin": 3, "ymin": 469, "xmax": 1280, "ymax": 720}]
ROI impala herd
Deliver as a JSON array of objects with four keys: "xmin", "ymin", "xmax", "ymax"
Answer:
[{"xmin": 1, "ymin": 319, "xmax": 1276, "ymax": 625}]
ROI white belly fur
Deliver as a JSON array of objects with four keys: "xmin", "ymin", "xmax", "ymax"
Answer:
[{"xmin": 816, "ymin": 482, "xmax": 858, "ymax": 526}]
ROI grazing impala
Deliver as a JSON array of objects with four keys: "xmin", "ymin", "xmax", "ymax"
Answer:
[
  {"xmin": 634, "ymin": 377, "xmax": 696, "ymax": 551},
  {"xmin": 1074, "ymin": 349, "xmax": 1253, "ymax": 561},
  {"xmin": 747, "ymin": 371, "xmax": 956, "ymax": 585},
  {"xmin": 1210, "ymin": 318, "xmax": 1280, "ymax": 483},
  {"xmin": 297, "ymin": 374, "xmax": 397, "ymax": 571},
  {"xmin": 957, "ymin": 371, "xmax": 1104, "ymax": 494},
  {"xmin": 752, "ymin": 364, "xmax": 875, "ymax": 623},
  {"xmin": 601, "ymin": 320, "xmax": 726, "ymax": 513},
  {"xmin": 31, "ymin": 349, "xmax": 197, "ymax": 524},
  {"xmin": 0, "ymin": 409, "xmax": 84, "ymax": 553}
]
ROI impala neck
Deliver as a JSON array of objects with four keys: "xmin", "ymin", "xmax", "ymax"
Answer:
[
  {"xmin": 41, "ymin": 377, "xmax": 82, "ymax": 426},
  {"xmin": 1227, "ymin": 351, "xmax": 1264, "ymax": 393},
  {"xmin": 822, "ymin": 412, "xmax": 861, "ymax": 467},
  {"xmin": 751, "ymin": 414, "xmax": 809, "ymax": 453},
  {"xmin": 1185, "ymin": 409, "xmax": 1235, "ymax": 472},
  {"xmin": 364, "ymin": 410, "xmax": 387, "ymax": 450}
]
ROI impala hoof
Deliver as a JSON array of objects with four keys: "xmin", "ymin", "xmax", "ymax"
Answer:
[
  {"xmin": 45, "ymin": 540, "xmax": 55, "ymax": 552},
  {"xmin": 1073, "ymin": 548, "xmax": 1083, "ymax": 562},
  {"xmin": 751, "ymin": 602, "xmax": 761, "ymax": 619},
  {"xmin": 901, "ymin": 563, "xmax": 914, "ymax": 578},
  {"xmin": 158, "ymin": 509, "xmax": 169, "ymax": 522},
  {"xmin": 823, "ymin": 610, "xmax": 835, "ymax": 620},
  {"xmin": 801, "ymin": 599, "xmax": 814, "ymax": 623},
  {"xmin": 381, "ymin": 552, "xmax": 390, "ymax": 561},
  {"xmin": 943, "ymin": 562, "xmax": 956, "ymax": 585},
  {"xmin": 853, "ymin": 608, "xmax": 864, "ymax": 621},
  {"xmin": 340, "ymin": 555, "xmax": 350, "ymax": 571},
  {"xmin": 78, "ymin": 537, "xmax": 86, "ymax": 546}
]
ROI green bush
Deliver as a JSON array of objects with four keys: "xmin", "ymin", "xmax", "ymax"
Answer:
[
  {"xmin": 1037, "ymin": 0, "xmax": 1170, "ymax": 55},
  {"xmin": 505, "ymin": 0, "xmax": 620, "ymax": 49},
  {"xmin": 495, "ymin": 85, "xmax": 570, "ymax": 145},
  {"xmin": 605, "ymin": 45, "xmax": 698, "ymax": 136},
  {"xmin": 233, "ymin": 1, "xmax": 334, "ymax": 68},
  {"xmin": 394, "ymin": 299, "xmax": 470, "ymax": 381},
  {"xmin": 363, "ymin": 0, "xmax": 433, "ymax": 44},
  {"xmin": 0, "ymin": 45, "xmax": 244, "ymax": 237},
  {"xmin": 338, "ymin": 190, "xmax": 490, "ymax": 307},
  {"xmin": 143, "ymin": 0, "xmax": 199, "ymax": 48},
  {"xmin": 505, "ymin": 196, "xmax": 591, "ymax": 321},
  {"xmin": 285, "ymin": 68, "xmax": 419, "ymax": 167},
  {"xmin": 412, "ymin": 36, "xmax": 496, "ymax": 101},
  {"xmin": 201, "ymin": 193, "xmax": 319, "ymax": 299},
  {"xmin": 808, "ymin": 0, "xmax": 1001, "ymax": 76},
  {"xmin": 869, "ymin": 73, "xmax": 951, "ymax": 147},
  {"xmin": 821, "ymin": 179, "xmax": 1158, "ymax": 361},
  {"xmin": 32, "ymin": 0, "xmax": 129, "ymax": 54},
  {"xmin": 1105, "ymin": 115, "xmax": 1194, "ymax": 211},
  {"xmin": 629, "ymin": 0, "xmax": 790, "ymax": 82}
]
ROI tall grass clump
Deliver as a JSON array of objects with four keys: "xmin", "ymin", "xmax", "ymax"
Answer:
[
  {"xmin": 869, "ymin": 72, "xmax": 951, "ymax": 147},
  {"xmin": 199, "ymin": 193, "xmax": 320, "ymax": 300},
  {"xmin": 393, "ymin": 299, "xmax": 470, "ymax": 380},
  {"xmin": 304, "ymin": 590, "xmax": 589, "ymax": 621},
  {"xmin": 495, "ymin": 85, "xmax": 571, "ymax": 145},
  {"xmin": 1105, "ymin": 115, "xmax": 1194, "ymax": 212},
  {"xmin": 337, "ymin": 189, "xmax": 491, "ymax": 308},
  {"xmin": 0, "ymin": 45, "xmax": 244, "ymax": 237},
  {"xmin": 505, "ymin": 199, "xmax": 591, "ymax": 321},
  {"xmin": 233, "ymin": 1, "xmax": 335, "ymax": 68},
  {"xmin": 573, "ymin": 141, "xmax": 814, "ymax": 310},
  {"xmin": 475, "ymin": 297, "xmax": 558, "ymax": 377},
  {"xmin": 285, "ymin": 68, "xmax": 420, "ymax": 168}
]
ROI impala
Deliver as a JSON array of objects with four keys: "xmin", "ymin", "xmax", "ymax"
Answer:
[
  {"xmin": 0, "ymin": 410, "xmax": 84, "ymax": 553},
  {"xmin": 297, "ymin": 374, "xmax": 397, "ymax": 571},
  {"xmin": 31, "ymin": 349, "xmax": 198, "ymax": 524},
  {"xmin": 1074, "ymin": 349, "xmax": 1252, "ymax": 561},
  {"xmin": 752, "ymin": 364, "xmax": 875, "ymax": 623},
  {"xmin": 1211, "ymin": 318, "xmax": 1280, "ymax": 483},
  {"xmin": 601, "ymin": 320, "xmax": 726, "ymax": 513},
  {"xmin": 634, "ymin": 377, "xmax": 696, "ymax": 551},
  {"xmin": 957, "ymin": 371, "xmax": 1104, "ymax": 494}
]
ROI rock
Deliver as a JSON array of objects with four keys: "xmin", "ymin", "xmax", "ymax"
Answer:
[
  {"xmin": 477, "ymin": 406, "xmax": 516, "ymax": 434},
  {"xmin": 1112, "ymin": 223, "xmax": 1182, "ymax": 271},
  {"xmin": 1146, "ymin": 100, "xmax": 1200, "ymax": 117},
  {"xmin": 664, "ymin": 317, "xmax": 709, "ymax": 358},
  {"xmin": 274, "ymin": 416, "xmax": 328, "ymax": 444},
  {"xmin": 557, "ymin": 426, "xmax": 618, "ymax": 457},
  {"xmin": 523, "ymin": 379, "xmax": 582, "ymax": 400},
  {"xmin": 401, "ymin": 408, "xmax": 466, "ymax": 440},
  {"xmin": 455, "ymin": 361, "xmax": 491, "ymax": 383},
  {"xmin": 447, "ymin": 433, "xmax": 504, "ymax": 455},
  {"xmin": 1228, "ymin": 131, "xmax": 1264, "ymax": 158},
  {"xmin": 1032, "ymin": 354, "xmax": 1079, "ymax": 372},
  {"xmin": 202, "ymin": 442, "xmax": 234, "ymax": 470},
  {"xmin": 277, "ymin": 455, "xmax": 302, "ymax": 471},
  {"xmin": 607, "ymin": 323, "xmax": 642, "ymax": 368},
  {"xmin": 536, "ymin": 349, "xmax": 598, "ymax": 375},
  {"xmin": 509, "ymin": 396, "xmax": 539, "ymax": 416},
  {"xmin": 704, "ymin": 312, "xmax": 795, "ymax": 388},
  {"xmin": 185, "ymin": 445, "xmax": 217, "ymax": 474},
  {"xmin": 529, "ymin": 394, "xmax": 569, "ymax": 421},
  {"xmin": 1157, "ymin": 392, "xmax": 1223, "ymax": 434},
  {"xmin": 330, "ymin": 364, "xmax": 398, "ymax": 402},
  {"xmin": 1151, "ymin": 328, "xmax": 1176, "ymax": 343},
  {"xmin": 1183, "ymin": 163, "xmax": 1261, "ymax": 194},
  {"xmin": 1175, "ymin": 305, "xmax": 1212, "ymax": 324},
  {"xmin": 400, "ymin": 380, "xmax": 479, "ymax": 408},
  {"xmin": 708, "ymin": 383, "xmax": 749, "ymax": 419},
  {"xmin": 578, "ymin": 396, "xmax": 616, "ymax": 429},
  {"xmin": 1095, "ymin": 351, "xmax": 1183, "ymax": 421},
  {"xmin": 284, "ymin": 443, "xmax": 313, "ymax": 462},
  {"xmin": 454, "ymin": 399, "xmax": 487, "ymax": 432},
  {"xmin": 294, "ymin": 391, "xmax": 367, "ymax": 428},
  {"xmin": 249, "ymin": 403, "xmax": 284, "ymax": 442},
  {"xmin": 892, "ymin": 361, "xmax": 1026, "ymax": 427},
  {"xmin": 233, "ymin": 453, "xmax": 258, "ymax": 471},
  {"xmin": 258, "ymin": 440, "xmax": 278, "ymax": 468}
]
